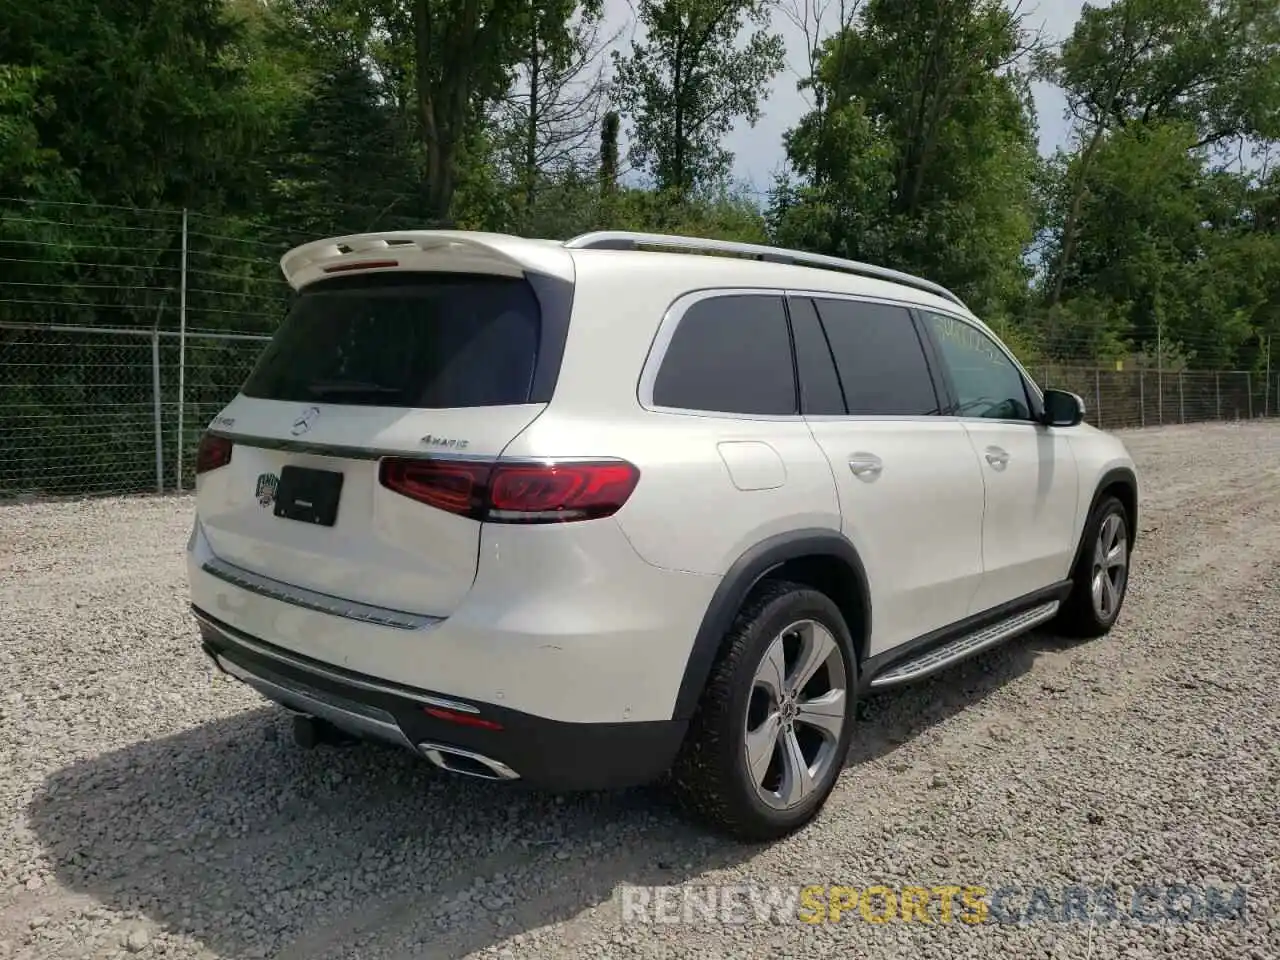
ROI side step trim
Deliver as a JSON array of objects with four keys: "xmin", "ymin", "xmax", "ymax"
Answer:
[{"xmin": 868, "ymin": 600, "xmax": 1060, "ymax": 688}]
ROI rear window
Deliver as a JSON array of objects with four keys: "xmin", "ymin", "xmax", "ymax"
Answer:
[{"xmin": 241, "ymin": 273, "xmax": 542, "ymax": 408}]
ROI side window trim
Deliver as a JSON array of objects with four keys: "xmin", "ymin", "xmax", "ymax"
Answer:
[
  {"xmin": 638, "ymin": 286, "xmax": 802, "ymax": 420},
  {"xmin": 914, "ymin": 308, "xmax": 1039, "ymax": 426},
  {"xmin": 907, "ymin": 306, "xmax": 955, "ymax": 416},
  {"xmin": 785, "ymin": 289, "xmax": 947, "ymax": 421},
  {"xmin": 784, "ymin": 294, "xmax": 847, "ymax": 416}
]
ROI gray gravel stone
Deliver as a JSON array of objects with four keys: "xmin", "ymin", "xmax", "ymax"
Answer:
[{"xmin": 1, "ymin": 423, "xmax": 1278, "ymax": 959}]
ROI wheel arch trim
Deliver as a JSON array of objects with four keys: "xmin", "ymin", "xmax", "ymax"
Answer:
[
  {"xmin": 1070, "ymin": 466, "xmax": 1139, "ymax": 573},
  {"xmin": 671, "ymin": 528, "xmax": 871, "ymax": 721}
]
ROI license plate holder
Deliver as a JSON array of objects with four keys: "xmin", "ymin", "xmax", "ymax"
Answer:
[{"xmin": 273, "ymin": 466, "xmax": 344, "ymax": 527}]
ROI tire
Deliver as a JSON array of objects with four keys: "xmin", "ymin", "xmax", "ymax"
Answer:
[
  {"xmin": 669, "ymin": 579, "xmax": 858, "ymax": 842},
  {"xmin": 1055, "ymin": 494, "xmax": 1132, "ymax": 638}
]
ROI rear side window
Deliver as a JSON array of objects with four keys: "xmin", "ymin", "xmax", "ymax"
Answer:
[
  {"xmin": 652, "ymin": 295, "xmax": 797, "ymax": 415},
  {"xmin": 241, "ymin": 273, "xmax": 541, "ymax": 408},
  {"xmin": 813, "ymin": 298, "xmax": 940, "ymax": 416}
]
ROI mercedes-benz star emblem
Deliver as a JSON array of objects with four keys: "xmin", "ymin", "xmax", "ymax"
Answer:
[{"xmin": 291, "ymin": 406, "xmax": 320, "ymax": 436}]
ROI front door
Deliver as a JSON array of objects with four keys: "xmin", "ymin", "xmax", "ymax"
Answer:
[{"xmin": 917, "ymin": 310, "xmax": 1081, "ymax": 613}]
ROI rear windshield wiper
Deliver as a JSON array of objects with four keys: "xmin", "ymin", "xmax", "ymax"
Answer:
[{"xmin": 306, "ymin": 379, "xmax": 402, "ymax": 399}]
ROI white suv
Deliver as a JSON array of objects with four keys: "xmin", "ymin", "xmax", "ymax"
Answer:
[{"xmin": 188, "ymin": 230, "xmax": 1138, "ymax": 841}]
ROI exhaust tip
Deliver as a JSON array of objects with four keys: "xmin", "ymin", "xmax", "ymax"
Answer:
[{"xmin": 419, "ymin": 742, "xmax": 519, "ymax": 781}]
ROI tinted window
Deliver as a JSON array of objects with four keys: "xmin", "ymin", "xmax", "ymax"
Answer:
[
  {"xmin": 652, "ymin": 295, "xmax": 797, "ymax": 415},
  {"xmin": 241, "ymin": 273, "xmax": 541, "ymax": 408},
  {"xmin": 787, "ymin": 297, "xmax": 846, "ymax": 415},
  {"xmin": 921, "ymin": 311, "xmax": 1032, "ymax": 420},
  {"xmin": 813, "ymin": 299, "xmax": 940, "ymax": 415}
]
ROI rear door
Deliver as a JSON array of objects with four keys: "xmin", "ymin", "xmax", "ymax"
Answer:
[
  {"xmin": 793, "ymin": 295, "xmax": 988, "ymax": 657},
  {"xmin": 195, "ymin": 270, "xmax": 564, "ymax": 617}
]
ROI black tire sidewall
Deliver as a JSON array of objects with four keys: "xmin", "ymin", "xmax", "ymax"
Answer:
[
  {"xmin": 724, "ymin": 587, "xmax": 859, "ymax": 829},
  {"xmin": 1077, "ymin": 496, "xmax": 1130, "ymax": 629}
]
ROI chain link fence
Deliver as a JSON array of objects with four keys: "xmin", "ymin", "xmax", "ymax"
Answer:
[
  {"xmin": 1036, "ymin": 364, "xmax": 1276, "ymax": 431},
  {"xmin": 1, "ymin": 198, "xmax": 1277, "ymax": 499},
  {"xmin": 4, "ymin": 321, "xmax": 1276, "ymax": 499},
  {"xmin": 0, "ymin": 324, "xmax": 270, "ymax": 496}
]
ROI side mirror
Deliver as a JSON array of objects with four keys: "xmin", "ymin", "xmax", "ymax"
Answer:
[{"xmin": 1041, "ymin": 389, "xmax": 1085, "ymax": 427}]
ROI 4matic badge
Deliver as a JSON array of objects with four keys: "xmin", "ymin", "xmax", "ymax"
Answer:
[{"xmin": 255, "ymin": 472, "xmax": 279, "ymax": 508}]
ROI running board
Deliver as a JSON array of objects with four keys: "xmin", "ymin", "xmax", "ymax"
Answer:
[{"xmin": 868, "ymin": 600, "xmax": 1060, "ymax": 688}]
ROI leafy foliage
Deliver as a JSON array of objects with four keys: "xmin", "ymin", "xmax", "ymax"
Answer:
[
  {"xmin": 611, "ymin": 0, "xmax": 785, "ymax": 197},
  {"xmin": 1, "ymin": 0, "xmax": 1279, "ymax": 494}
]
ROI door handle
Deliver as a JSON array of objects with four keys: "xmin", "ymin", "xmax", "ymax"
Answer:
[
  {"xmin": 984, "ymin": 446, "xmax": 1010, "ymax": 469},
  {"xmin": 848, "ymin": 453, "xmax": 883, "ymax": 480}
]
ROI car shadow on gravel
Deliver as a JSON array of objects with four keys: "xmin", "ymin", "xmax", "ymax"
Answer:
[
  {"xmin": 847, "ymin": 626, "xmax": 1092, "ymax": 765},
  {"xmin": 27, "ymin": 628, "xmax": 1083, "ymax": 960},
  {"xmin": 26, "ymin": 705, "xmax": 752, "ymax": 960}
]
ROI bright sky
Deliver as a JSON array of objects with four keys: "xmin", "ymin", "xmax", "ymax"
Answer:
[{"xmin": 599, "ymin": 0, "xmax": 1112, "ymax": 193}]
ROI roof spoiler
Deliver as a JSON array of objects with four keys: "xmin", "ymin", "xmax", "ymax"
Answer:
[{"xmin": 279, "ymin": 231, "xmax": 576, "ymax": 290}]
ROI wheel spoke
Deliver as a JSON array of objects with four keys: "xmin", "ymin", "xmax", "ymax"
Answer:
[
  {"xmin": 754, "ymin": 637, "xmax": 787, "ymax": 700},
  {"xmin": 787, "ymin": 623, "xmax": 837, "ymax": 694},
  {"xmin": 745, "ymin": 713, "xmax": 782, "ymax": 785},
  {"xmin": 1102, "ymin": 572, "xmax": 1117, "ymax": 616},
  {"xmin": 1102, "ymin": 515, "xmax": 1119, "ymax": 554},
  {"xmin": 1106, "ymin": 540, "xmax": 1126, "ymax": 570},
  {"xmin": 1092, "ymin": 570, "xmax": 1106, "ymax": 609},
  {"xmin": 795, "ymin": 689, "xmax": 846, "ymax": 740},
  {"xmin": 779, "ymin": 727, "xmax": 815, "ymax": 806}
]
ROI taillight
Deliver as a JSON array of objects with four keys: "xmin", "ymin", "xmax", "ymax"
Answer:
[
  {"xmin": 195, "ymin": 433, "xmax": 234, "ymax": 475},
  {"xmin": 378, "ymin": 457, "xmax": 640, "ymax": 524},
  {"xmin": 379, "ymin": 458, "xmax": 488, "ymax": 516}
]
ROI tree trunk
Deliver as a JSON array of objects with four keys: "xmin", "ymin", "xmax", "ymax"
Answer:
[
  {"xmin": 525, "ymin": 21, "xmax": 540, "ymax": 218},
  {"xmin": 1049, "ymin": 123, "xmax": 1106, "ymax": 307}
]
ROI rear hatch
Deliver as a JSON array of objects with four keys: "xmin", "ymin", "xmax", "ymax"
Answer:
[{"xmin": 195, "ymin": 268, "xmax": 562, "ymax": 617}]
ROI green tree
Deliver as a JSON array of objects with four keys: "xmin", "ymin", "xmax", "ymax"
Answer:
[
  {"xmin": 771, "ymin": 0, "xmax": 1040, "ymax": 318},
  {"xmin": 611, "ymin": 0, "xmax": 785, "ymax": 198},
  {"xmin": 497, "ymin": 2, "xmax": 611, "ymax": 225},
  {"xmin": 1036, "ymin": 0, "xmax": 1280, "ymax": 307}
]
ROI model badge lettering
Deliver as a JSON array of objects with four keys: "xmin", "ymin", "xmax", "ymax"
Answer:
[
  {"xmin": 421, "ymin": 434, "xmax": 470, "ymax": 450},
  {"xmin": 255, "ymin": 473, "xmax": 279, "ymax": 507}
]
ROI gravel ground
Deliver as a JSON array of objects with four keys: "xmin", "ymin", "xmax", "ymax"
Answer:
[{"xmin": 2, "ymin": 421, "xmax": 1278, "ymax": 960}]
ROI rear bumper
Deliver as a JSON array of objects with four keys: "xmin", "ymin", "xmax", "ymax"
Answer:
[
  {"xmin": 194, "ymin": 606, "xmax": 687, "ymax": 791},
  {"xmin": 186, "ymin": 516, "xmax": 718, "ymax": 725}
]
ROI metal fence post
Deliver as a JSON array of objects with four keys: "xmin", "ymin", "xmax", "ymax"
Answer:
[
  {"xmin": 1094, "ymin": 368, "xmax": 1102, "ymax": 427},
  {"xmin": 175, "ymin": 207, "xmax": 189, "ymax": 492},
  {"xmin": 1139, "ymin": 369, "xmax": 1145, "ymax": 427},
  {"xmin": 1247, "ymin": 372, "xmax": 1253, "ymax": 419},
  {"xmin": 152, "ymin": 329, "xmax": 164, "ymax": 493},
  {"xmin": 1216, "ymin": 372, "xmax": 1221, "ymax": 421},
  {"xmin": 1178, "ymin": 372, "xmax": 1185, "ymax": 424}
]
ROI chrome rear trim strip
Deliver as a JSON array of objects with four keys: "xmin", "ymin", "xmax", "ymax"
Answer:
[
  {"xmin": 216, "ymin": 654, "xmax": 417, "ymax": 751},
  {"xmin": 201, "ymin": 555, "xmax": 441, "ymax": 631},
  {"xmin": 193, "ymin": 607, "xmax": 480, "ymax": 713}
]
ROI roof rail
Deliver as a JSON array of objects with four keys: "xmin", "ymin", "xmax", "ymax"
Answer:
[{"xmin": 563, "ymin": 231, "xmax": 966, "ymax": 309}]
